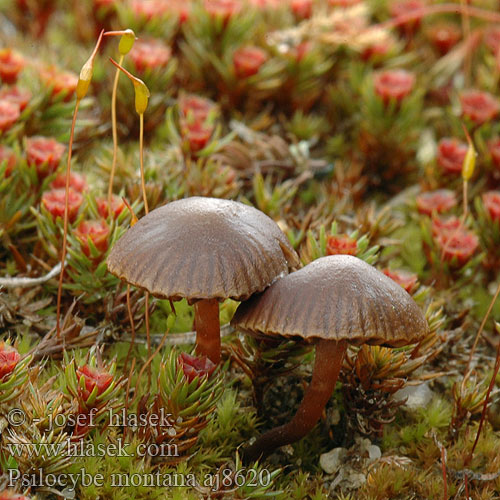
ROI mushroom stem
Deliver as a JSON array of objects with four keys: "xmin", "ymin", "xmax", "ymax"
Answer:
[
  {"xmin": 194, "ymin": 298, "xmax": 221, "ymax": 364},
  {"xmin": 242, "ymin": 339, "xmax": 347, "ymax": 462}
]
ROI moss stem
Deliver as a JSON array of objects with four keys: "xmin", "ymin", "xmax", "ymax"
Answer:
[
  {"xmin": 107, "ymin": 54, "xmax": 124, "ymax": 210},
  {"xmin": 145, "ymin": 291, "xmax": 151, "ymax": 387},
  {"xmin": 56, "ymin": 97, "xmax": 81, "ymax": 340},
  {"xmin": 139, "ymin": 112, "xmax": 148, "ymax": 214},
  {"xmin": 124, "ymin": 284, "xmax": 136, "ymax": 372}
]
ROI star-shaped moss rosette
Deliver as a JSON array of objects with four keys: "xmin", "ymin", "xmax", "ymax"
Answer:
[
  {"xmin": 450, "ymin": 374, "xmax": 491, "ymax": 440},
  {"xmin": 300, "ymin": 220, "xmax": 379, "ymax": 265},
  {"xmin": 355, "ymin": 68, "xmax": 424, "ymax": 186},
  {"xmin": 420, "ymin": 215, "xmax": 485, "ymax": 285},
  {"xmin": 116, "ymin": 0, "xmax": 181, "ymax": 40},
  {"xmin": 1, "ymin": 136, "xmax": 74, "ymax": 263},
  {"xmin": 20, "ymin": 381, "xmax": 67, "ymax": 437},
  {"xmin": 31, "ymin": 190, "xmax": 84, "ymax": 265},
  {"xmin": 63, "ymin": 348, "xmax": 124, "ymax": 437},
  {"xmin": 162, "ymin": 97, "xmax": 235, "ymax": 160},
  {"xmin": 30, "ymin": 188, "xmax": 134, "ymax": 302},
  {"xmin": 342, "ymin": 298, "xmax": 447, "ymax": 437},
  {"xmin": 270, "ymin": 38, "xmax": 334, "ymax": 111},
  {"xmin": 0, "ymin": 48, "xmax": 25, "ymax": 84},
  {"xmin": 135, "ymin": 347, "xmax": 224, "ymax": 463},
  {"xmin": 181, "ymin": 155, "xmax": 240, "ymax": 199},
  {"xmin": 251, "ymin": 171, "xmax": 299, "ymax": 219},
  {"xmin": 207, "ymin": 43, "xmax": 288, "ymax": 107},
  {"xmin": 0, "ymin": 341, "xmax": 32, "ymax": 407},
  {"xmin": 0, "ymin": 149, "xmax": 37, "ymax": 262},
  {"xmin": 2, "ymin": 60, "xmax": 96, "ymax": 143},
  {"xmin": 180, "ymin": 1, "xmax": 258, "ymax": 91},
  {"xmin": 63, "ymin": 194, "xmax": 135, "ymax": 305},
  {"xmin": 3, "ymin": 425, "xmax": 73, "ymax": 486}
]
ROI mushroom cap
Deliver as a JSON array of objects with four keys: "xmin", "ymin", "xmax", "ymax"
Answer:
[
  {"xmin": 231, "ymin": 255, "xmax": 428, "ymax": 347},
  {"xmin": 107, "ymin": 197, "xmax": 299, "ymax": 302}
]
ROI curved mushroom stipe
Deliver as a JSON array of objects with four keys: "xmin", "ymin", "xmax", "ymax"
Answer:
[
  {"xmin": 194, "ymin": 298, "xmax": 221, "ymax": 364},
  {"xmin": 242, "ymin": 339, "xmax": 347, "ymax": 462}
]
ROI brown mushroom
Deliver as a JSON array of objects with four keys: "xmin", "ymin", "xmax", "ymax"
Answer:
[
  {"xmin": 231, "ymin": 254, "xmax": 428, "ymax": 461},
  {"xmin": 107, "ymin": 196, "xmax": 298, "ymax": 364}
]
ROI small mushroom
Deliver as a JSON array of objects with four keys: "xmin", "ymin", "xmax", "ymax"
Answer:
[
  {"xmin": 107, "ymin": 196, "xmax": 298, "ymax": 364},
  {"xmin": 231, "ymin": 254, "xmax": 428, "ymax": 461}
]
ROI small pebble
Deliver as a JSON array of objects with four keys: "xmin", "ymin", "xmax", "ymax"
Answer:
[{"xmin": 319, "ymin": 447, "xmax": 346, "ymax": 475}]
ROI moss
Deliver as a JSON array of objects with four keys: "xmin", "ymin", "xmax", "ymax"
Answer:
[{"xmin": 4, "ymin": 1, "xmax": 500, "ymax": 498}]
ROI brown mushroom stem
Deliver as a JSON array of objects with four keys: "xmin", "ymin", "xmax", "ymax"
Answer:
[
  {"xmin": 194, "ymin": 298, "xmax": 221, "ymax": 364},
  {"xmin": 242, "ymin": 339, "xmax": 347, "ymax": 462}
]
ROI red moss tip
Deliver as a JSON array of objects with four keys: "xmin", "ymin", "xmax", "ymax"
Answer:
[
  {"xmin": 482, "ymin": 191, "xmax": 500, "ymax": 223},
  {"xmin": 382, "ymin": 268, "xmax": 418, "ymax": 293},
  {"xmin": 389, "ymin": 0, "xmax": 424, "ymax": 35},
  {"xmin": 178, "ymin": 352, "xmax": 216, "ymax": 383},
  {"xmin": 41, "ymin": 188, "xmax": 83, "ymax": 223},
  {"xmin": 374, "ymin": 69, "xmax": 415, "ymax": 104},
  {"xmin": 204, "ymin": 0, "xmax": 242, "ymax": 22},
  {"xmin": 431, "ymin": 215, "xmax": 462, "ymax": 238},
  {"xmin": 181, "ymin": 121, "xmax": 214, "ymax": 152},
  {"xmin": 129, "ymin": 38, "xmax": 172, "ymax": 73},
  {"xmin": 416, "ymin": 190, "xmax": 457, "ymax": 216},
  {"xmin": 0, "ymin": 86, "xmax": 32, "ymax": 111},
  {"xmin": 460, "ymin": 90, "xmax": 499, "ymax": 126},
  {"xmin": 97, "ymin": 194, "xmax": 126, "ymax": 219},
  {"xmin": 484, "ymin": 26, "xmax": 500, "ymax": 55},
  {"xmin": 0, "ymin": 99, "xmax": 20, "ymax": 133},
  {"xmin": 361, "ymin": 39, "xmax": 393, "ymax": 62},
  {"xmin": 0, "ymin": 343, "xmax": 21, "ymax": 380},
  {"xmin": 488, "ymin": 138, "xmax": 500, "ymax": 170},
  {"xmin": 433, "ymin": 222, "xmax": 479, "ymax": 266},
  {"xmin": 40, "ymin": 66, "xmax": 79, "ymax": 102},
  {"xmin": 50, "ymin": 171, "xmax": 88, "ymax": 193},
  {"xmin": 76, "ymin": 364, "xmax": 114, "ymax": 400},
  {"xmin": 0, "ymin": 48, "xmax": 25, "ymax": 84},
  {"xmin": 26, "ymin": 136, "xmax": 66, "ymax": 178},
  {"xmin": 75, "ymin": 219, "xmax": 110, "ymax": 257},
  {"xmin": 233, "ymin": 46, "xmax": 268, "ymax": 79},
  {"xmin": 326, "ymin": 234, "xmax": 358, "ymax": 256},
  {"xmin": 290, "ymin": 0, "xmax": 313, "ymax": 19},
  {"xmin": 437, "ymin": 138, "xmax": 468, "ymax": 175},
  {"xmin": 130, "ymin": 0, "xmax": 189, "ymax": 20},
  {"xmin": 179, "ymin": 94, "xmax": 216, "ymax": 123}
]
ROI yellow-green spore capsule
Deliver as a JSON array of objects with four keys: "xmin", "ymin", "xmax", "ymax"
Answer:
[
  {"xmin": 76, "ymin": 59, "xmax": 93, "ymax": 100},
  {"xmin": 119, "ymin": 29, "xmax": 136, "ymax": 56},
  {"xmin": 133, "ymin": 80, "xmax": 150, "ymax": 115},
  {"xmin": 462, "ymin": 142, "xmax": 476, "ymax": 181}
]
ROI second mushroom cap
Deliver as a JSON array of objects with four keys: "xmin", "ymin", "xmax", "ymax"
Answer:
[{"xmin": 232, "ymin": 254, "xmax": 428, "ymax": 347}]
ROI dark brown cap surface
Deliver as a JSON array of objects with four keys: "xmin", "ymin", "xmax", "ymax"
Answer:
[
  {"xmin": 232, "ymin": 255, "xmax": 428, "ymax": 347},
  {"xmin": 107, "ymin": 197, "xmax": 298, "ymax": 302}
]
